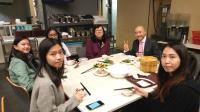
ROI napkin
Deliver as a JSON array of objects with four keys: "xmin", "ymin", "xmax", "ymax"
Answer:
[{"xmin": 136, "ymin": 80, "xmax": 151, "ymax": 87}]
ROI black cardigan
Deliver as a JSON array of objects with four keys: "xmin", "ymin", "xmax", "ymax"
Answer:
[{"xmin": 147, "ymin": 79, "xmax": 200, "ymax": 112}]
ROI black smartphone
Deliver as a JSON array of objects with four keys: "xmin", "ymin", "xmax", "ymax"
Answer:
[{"xmin": 86, "ymin": 100, "xmax": 104, "ymax": 110}]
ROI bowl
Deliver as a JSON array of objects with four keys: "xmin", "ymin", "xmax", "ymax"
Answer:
[
  {"xmin": 102, "ymin": 54, "xmax": 108, "ymax": 60},
  {"xmin": 107, "ymin": 64, "xmax": 130, "ymax": 78},
  {"xmin": 66, "ymin": 60, "xmax": 76, "ymax": 66},
  {"xmin": 78, "ymin": 57, "xmax": 88, "ymax": 62}
]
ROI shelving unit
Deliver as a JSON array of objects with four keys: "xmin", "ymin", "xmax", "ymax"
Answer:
[{"xmin": 0, "ymin": 24, "xmax": 41, "ymax": 36}]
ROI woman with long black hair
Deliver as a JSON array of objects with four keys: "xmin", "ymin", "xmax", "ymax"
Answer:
[{"xmin": 30, "ymin": 38, "xmax": 85, "ymax": 112}]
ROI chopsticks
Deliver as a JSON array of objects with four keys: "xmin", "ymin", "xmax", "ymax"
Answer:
[
  {"xmin": 114, "ymin": 87, "xmax": 133, "ymax": 91},
  {"xmin": 80, "ymin": 82, "xmax": 91, "ymax": 95},
  {"xmin": 81, "ymin": 67, "xmax": 94, "ymax": 74}
]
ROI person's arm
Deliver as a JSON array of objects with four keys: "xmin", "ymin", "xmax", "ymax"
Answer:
[
  {"xmin": 36, "ymin": 83, "xmax": 80, "ymax": 112},
  {"xmin": 85, "ymin": 39, "xmax": 94, "ymax": 59},
  {"xmin": 129, "ymin": 40, "xmax": 137, "ymax": 56},
  {"xmin": 102, "ymin": 38, "xmax": 110, "ymax": 55},
  {"xmin": 133, "ymin": 85, "xmax": 149, "ymax": 98},
  {"xmin": 61, "ymin": 42, "xmax": 71, "ymax": 57},
  {"xmin": 11, "ymin": 60, "xmax": 35, "ymax": 92}
]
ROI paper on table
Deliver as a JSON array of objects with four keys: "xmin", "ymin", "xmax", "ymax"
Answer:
[
  {"xmin": 137, "ymin": 71, "xmax": 151, "ymax": 76},
  {"xmin": 136, "ymin": 80, "xmax": 151, "ymax": 87}
]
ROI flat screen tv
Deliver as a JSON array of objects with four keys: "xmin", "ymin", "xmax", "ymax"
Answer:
[{"xmin": 43, "ymin": 0, "xmax": 74, "ymax": 4}]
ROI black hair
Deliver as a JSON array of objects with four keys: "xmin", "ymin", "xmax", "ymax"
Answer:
[
  {"xmin": 8, "ymin": 36, "xmax": 38, "ymax": 71},
  {"xmin": 156, "ymin": 42, "xmax": 190, "ymax": 102},
  {"xmin": 46, "ymin": 27, "xmax": 62, "ymax": 41},
  {"xmin": 38, "ymin": 38, "xmax": 64, "ymax": 87},
  {"xmin": 91, "ymin": 25, "xmax": 107, "ymax": 43}
]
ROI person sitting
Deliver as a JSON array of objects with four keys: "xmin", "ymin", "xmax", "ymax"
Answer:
[
  {"xmin": 86, "ymin": 25, "xmax": 110, "ymax": 59},
  {"xmin": 127, "ymin": 42, "xmax": 200, "ymax": 112},
  {"xmin": 8, "ymin": 36, "xmax": 38, "ymax": 93},
  {"xmin": 46, "ymin": 27, "xmax": 71, "ymax": 64},
  {"xmin": 30, "ymin": 38, "xmax": 85, "ymax": 112},
  {"xmin": 124, "ymin": 25, "xmax": 159, "ymax": 58}
]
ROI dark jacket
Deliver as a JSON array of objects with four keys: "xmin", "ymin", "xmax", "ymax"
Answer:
[
  {"xmin": 126, "ymin": 37, "xmax": 160, "ymax": 58},
  {"xmin": 148, "ymin": 79, "xmax": 200, "ymax": 112}
]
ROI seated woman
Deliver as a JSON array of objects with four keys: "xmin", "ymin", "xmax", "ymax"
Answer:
[
  {"xmin": 30, "ymin": 38, "xmax": 85, "ymax": 112},
  {"xmin": 8, "ymin": 36, "xmax": 38, "ymax": 93},
  {"xmin": 86, "ymin": 25, "xmax": 110, "ymax": 59},
  {"xmin": 46, "ymin": 27, "xmax": 71, "ymax": 64},
  {"xmin": 127, "ymin": 42, "xmax": 200, "ymax": 112}
]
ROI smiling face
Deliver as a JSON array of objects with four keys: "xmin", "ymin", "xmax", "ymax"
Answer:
[
  {"xmin": 14, "ymin": 39, "xmax": 31, "ymax": 54},
  {"xmin": 95, "ymin": 26, "xmax": 104, "ymax": 39},
  {"xmin": 48, "ymin": 30, "xmax": 58, "ymax": 39},
  {"xmin": 161, "ymin": 47, "xmax": 181, "ymax": 74},
  {"xmin": 134, "ymin": 26, "xmax": 146, "ymax": 41},
  {"xmin": 46, "ymin": 44, "xmax": 64, "ymax": 69}
]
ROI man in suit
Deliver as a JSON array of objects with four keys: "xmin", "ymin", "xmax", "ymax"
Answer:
[{"xmin": 124, "ymin": 26, "xmax": 160, "ymax": 58}]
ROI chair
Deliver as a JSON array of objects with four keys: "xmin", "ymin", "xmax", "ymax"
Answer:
[
  {"xmin": 0, "ymin": 76, "xmax": 30, "ymax": 112},
  {"xmin": 76, "ymin": 47, "xmax": 86, "ymax": 58},
  {"xmin": 1, "ymin": 96, "xmax": 5, "ymax": 112},
  {"xmin": 188, "ymin": 51, "xmax": 200, "ymax": 83}
]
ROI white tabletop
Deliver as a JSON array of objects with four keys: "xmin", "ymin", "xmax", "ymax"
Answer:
[{"xmin": 62, "ymin": 53, "xmax": 156, "ymax": 112}]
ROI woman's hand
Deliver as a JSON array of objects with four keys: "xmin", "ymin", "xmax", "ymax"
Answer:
[
  {"xmin": 75, "ymin": 89, "xmax": 86, "ymax": 101},
  {"xmin": 132, "ymin": 85, "xmax": 149, "ymax": 98},
  {"xmin": 124, "ymin": 41, "xmax": 129, "ymax": 52}
]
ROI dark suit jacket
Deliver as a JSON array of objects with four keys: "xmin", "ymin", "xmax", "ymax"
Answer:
[{"xmin": 126, "ymin": 37, "xmax": 160, "ymax": 58}]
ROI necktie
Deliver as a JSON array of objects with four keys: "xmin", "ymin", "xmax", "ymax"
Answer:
[{"xmin": 138, "ymin": 41, "xmax": 144, "ymax": 53}]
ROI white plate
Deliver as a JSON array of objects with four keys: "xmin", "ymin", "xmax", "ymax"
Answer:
[{"xmin": 93, "ymin": 69, "xmax": 109, "ymax": 77}]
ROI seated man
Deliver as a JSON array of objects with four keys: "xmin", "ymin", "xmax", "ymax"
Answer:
[{"xmin": 124, "ymin": 25, "xmax": 160, "ymax": 58}]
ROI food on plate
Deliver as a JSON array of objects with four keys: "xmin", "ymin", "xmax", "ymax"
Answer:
[
  {"xmin": 121, "ymin": 59, "xmax": 131, "ymax": 63},
  {"xmin": 96, "ymin": 68, "xmax": 107, "ymax": 74},
  {"xmin": 121, "ymin": 90, "xmax": 133, "ymax": 97},
  {"xmin": 103, "ymin": 59, "xmax": 114, "ymax": 64},
  {"xmin": 94, "ymin": 63, "xmax": 108, "ymax": 68}
]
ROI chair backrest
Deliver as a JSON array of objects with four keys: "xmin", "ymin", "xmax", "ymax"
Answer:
[
  {"xmin": 188, "ymin": 51, "xmax": 200, "ymax": 84},
  {"xmin": 3, "ymin": 77, "xmax": 30, "ymax": 112},
  {"xmin": 76, "ymin": 46, "xmax": 86, "ymax": 58},
  {"xmin": 1, "ymin": 96, "xmax": 5, "ymax": 112}
]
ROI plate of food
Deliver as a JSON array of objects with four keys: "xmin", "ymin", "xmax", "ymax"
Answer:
[
  {"xmin": 94, "ymin": 63, "xmax": 108, "ymax": 68},
  {"xmin": 121, "ymin": 59, "xmax": 132, "ymax": 63},
  {"xmin": 98, "ymin": 58, "xmax": 114, "ymax": 64},
  {"xmin": 93, "ymin": 68, "xmax": 109, "ymax": 77}
]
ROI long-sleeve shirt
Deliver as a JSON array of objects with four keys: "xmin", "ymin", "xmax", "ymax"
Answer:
[
  {"xmin": 86, "ymin": 38, "xmax": 110, "ymax": 59},
  {"xmin": 30, "ymin": 69, "xmax": 80, "ymax": 112}
]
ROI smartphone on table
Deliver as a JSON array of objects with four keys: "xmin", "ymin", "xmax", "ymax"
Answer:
[{"xmin": 86, "ymin": 100, "xmax": 104, "ymax": 110}]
